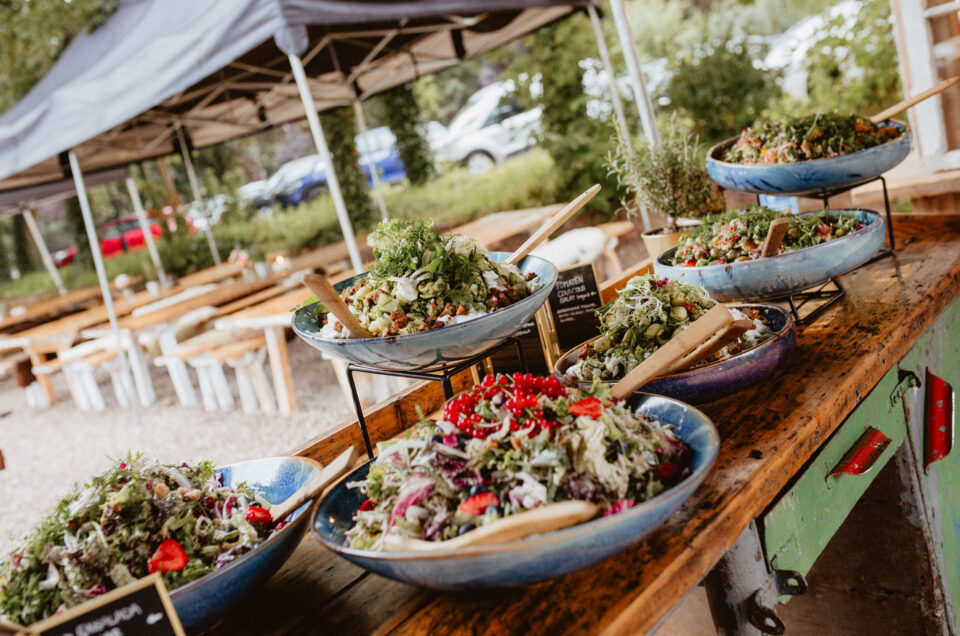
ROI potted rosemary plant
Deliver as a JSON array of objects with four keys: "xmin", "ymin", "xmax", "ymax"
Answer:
[{"xmin": 608, "ymin": 131, "xmax": 724, "ymax": 258}]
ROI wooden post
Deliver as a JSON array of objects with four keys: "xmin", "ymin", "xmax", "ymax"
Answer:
[{"xmin": 264, "ymin": 325, "xmax": 296, "ymax": 415}]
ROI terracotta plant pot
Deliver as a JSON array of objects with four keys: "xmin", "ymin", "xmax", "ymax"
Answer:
[{"xmin": 640, "ymin": 218, "xmax": 704, "ymax": 260}]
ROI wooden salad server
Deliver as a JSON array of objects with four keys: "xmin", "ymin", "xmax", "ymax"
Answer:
[
  {"xmin": 506, "ymin": 184, "xmax": 602, "ymax": 265},
  {"xmin": 269, "ymin": 446, "xmax": 359, "ymax": 524},
  {"xmin": 611, "ymin": 304, "xmax": 742, "ymax": 399},
  {"xmin": 665, "ymin": 315, "xmax": 756, "ymax": 373},
  {"xmin": 871, "ymin": 76, "xmax": 960, "ymax": 124},
  {"xmin": 303, "ymin": 273, "xmax": 374, "ymax": 339},
  {"xmin": 760, "ymin": 217, "xmax": 791, "ymax": 258},
  {"xmin": 381, "ymin": 500, "xmax": 599, "ymax": 552}
]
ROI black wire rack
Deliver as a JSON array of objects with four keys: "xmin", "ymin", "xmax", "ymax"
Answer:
[
  {"xmin": 755, "ymin": 174, "xmax": 895, "ymax": 325},
  {"xmin": 345, "ymin": 336, "xmax": 527, "ymax": 459}
]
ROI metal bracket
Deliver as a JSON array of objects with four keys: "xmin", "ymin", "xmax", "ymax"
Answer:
[
  {"xmin": 747, "ymin": 591, "xmax": 786, "ymax": 635},
  {"xmin": 891, "ymin": 368, "xmax": 921, "ymax": 406},
  {"xmin": 774, "ymin": 569, "xmax": 807, "ymax": 596}
]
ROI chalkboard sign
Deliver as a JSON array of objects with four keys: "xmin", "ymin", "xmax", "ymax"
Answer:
[
  {"xmin": 486, "ymin": 306, "xmax": 554, "ymax": 376},
  {"xmin": 545, "ymin": 263, "xmax": 603, "ymax": 352},
  {"xmin": 29, "ymin": 573, "xmax": 185, "ymax": 636}
]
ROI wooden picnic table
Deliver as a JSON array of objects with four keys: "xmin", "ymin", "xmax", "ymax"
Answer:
[
  {"xmin": 452, "ymin": 204, "xmax": 561, "ymax": 247},
  {"xmin": 0, "ymin": 280, "xmax": 142, "ymax": 333},
  {"xmin": 201, "ymin": 214, "xmax": 960, "ymax": 635}
]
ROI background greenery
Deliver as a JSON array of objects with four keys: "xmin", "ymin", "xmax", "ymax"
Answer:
[{"xmin": 0, "ymin": 0, "xmax": 905, "ymax": 300}]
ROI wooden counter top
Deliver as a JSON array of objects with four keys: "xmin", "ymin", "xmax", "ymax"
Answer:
[{"xmin": 209, "ymin": 214, "xmax": 960, "ymax": 636}]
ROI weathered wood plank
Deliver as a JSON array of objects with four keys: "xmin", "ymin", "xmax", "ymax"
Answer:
[{"xmin": 243, "ymin": 215, "xmax": 960, "ymax": 636}]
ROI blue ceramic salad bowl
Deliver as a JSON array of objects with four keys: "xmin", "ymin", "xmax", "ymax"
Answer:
[
  {"xmin": 653, "ymin": 209, "xmax": 884, "ymax": 302},
  {"xmin": 311, "ymin": 393, "xmax": 718, "ymax": 590},
  {"xmin": 169, "ymin": 456, "xmax": 321, "ymax": 633},
  {"xmin": 706, "ymin": 120, "xmax": 911, "ymax": 195},
  {"xmin": 554, "ymin": 304, "xmax": 795, "ymax": 405},
  {"xmin": 292, "ymin": 252, "xmax": 558, "ymax": 371}
]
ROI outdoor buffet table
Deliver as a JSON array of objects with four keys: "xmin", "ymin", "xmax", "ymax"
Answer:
[{"xmin": 203, "ymin": 213, "xmax": 960, "ymax": 635}]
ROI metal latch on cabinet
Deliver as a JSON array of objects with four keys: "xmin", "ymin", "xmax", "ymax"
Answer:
[{"xmin": 704, "ymin": 521, "xmax": 807, "ymax": 636}]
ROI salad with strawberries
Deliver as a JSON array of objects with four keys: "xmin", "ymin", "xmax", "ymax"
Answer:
[
  {"xmin": 0, "ymin": 455, "xmax": 282, "ymax": 626},
  {"xmin": 344, "ymin": 374, "xmax": 694, "ymax": 550}
]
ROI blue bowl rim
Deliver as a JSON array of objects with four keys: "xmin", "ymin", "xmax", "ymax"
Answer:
[
  {"xmin": 553, "ymin": 303, "xmax": 794, "ymax": 385},
  {"xmin": 292, "ymin": 252, "xmax": 559, "ymax": 344},
  {"xmin": 706, "ymin": 119, "xmax": 910, "ymax": 169},
  {"xmin": 168, "ymin": 455, "xmax": 322, "ymax": 599},
  {"xmin": 312, "ymin": 393, "xmax": 719, "ymax": 562},
  {"xmin": 654, "ymin": 208, "xmax": 882, "ymax": 270}
]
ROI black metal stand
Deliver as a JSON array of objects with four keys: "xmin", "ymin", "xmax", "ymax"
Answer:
[
  {"xmin": 778, "ymin": 278, "xmax": 845, "ymax": 326},
  {"xmin": 753, "ymin": 175, "xmax": 895, "ymax": 326},
  {"xmin": 345, "ymin": 336, "xmax": 527, "ymax": 458}
]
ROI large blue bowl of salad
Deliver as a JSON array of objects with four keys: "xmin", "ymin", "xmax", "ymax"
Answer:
[
  {"xmin": 312, "ymin": 377, "xmax": 718, "ymax": 590},
  {"xmin": 0, "ymin": 455, "xmax": 322, "ymax": 634},
  {"xmin": 292, "ymin": 224, "xmax": 558, "ymax": 370},
  {"xmin": 556, "ymin": 304, "xmax": 795, "ymax": 405},
  {"xmin": 706, "ymin": 116, "xmax": 910, "ymax": 195},
  {"xmin": 653, "ymin": 208, "xmax": 884, "ymax": 302}
]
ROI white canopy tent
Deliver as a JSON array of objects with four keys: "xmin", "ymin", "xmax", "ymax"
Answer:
[{"xmin": 0, "ymin": 0, "xmax": 660, "ymax": 411}]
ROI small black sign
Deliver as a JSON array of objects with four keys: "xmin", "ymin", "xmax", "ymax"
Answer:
[
  {"xmin": 29, "ymin": 574, "xmax": 185, "ymax": 636},
  {"xmin": 488, "ymin": 315, "xmax": 551, "ymax": 376},
  {"xmin": 546, "ymin": 263, "xmax": 603, "ymax": 352}
]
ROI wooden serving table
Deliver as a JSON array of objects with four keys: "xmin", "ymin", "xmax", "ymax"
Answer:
[{"xmin": 196, "ymin": 214, "xmax": 960, "ymax": 634}]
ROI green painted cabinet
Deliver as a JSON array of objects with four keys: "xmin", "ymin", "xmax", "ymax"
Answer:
[
  {"xmin": 897, "ymin": 296, "xmax": 960, "ymax": 629},
  {"xmin": 761, "ymin": 364, "xmax": 909, "ymax": 583}
]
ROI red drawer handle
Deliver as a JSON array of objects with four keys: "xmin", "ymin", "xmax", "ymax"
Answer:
[
  {"xmin": 925, "ymin": 370, "xmax": 954, "ymax": 471},
  {"xmin": 829, "ymin": 427, "xmax": 892, "ymax": 477}
]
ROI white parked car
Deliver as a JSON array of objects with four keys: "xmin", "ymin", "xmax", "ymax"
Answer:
[{"xmin": 430, "ymin": 81, "xmax": 542, "ymax": 174}]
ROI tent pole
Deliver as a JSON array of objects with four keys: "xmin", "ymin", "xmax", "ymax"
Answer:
[
  {"xmin": 587, "ymin": 4, "xmax": 632, "ymax": 154},
  {"xmin": 21, "ymin": 207, "xmax": 66, "ymax": 295},
  {"xmin": 288, "ymin": 53, "xmax": 365, "ymax": 273},
  {"xmin": 176, "ymin": 127, "xmax": 222, "ymax": 266},
  {"xmin": 607, "ymin": 0, "xmax": 661, "ymax": 148},
  {"xmin": 353, "ymin": 99, "xmax": 389, "ymax": 221},
  {"xmin": 67, "ymin": 151, "xmax": 142, "ymax": 421},
  {"xmin": 125, "ymin": 178, "xmax": 167, "ymax": 286}
]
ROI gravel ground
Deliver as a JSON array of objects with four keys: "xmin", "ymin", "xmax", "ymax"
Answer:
[{"xmin": 0, "ymin": 336, "xmax": 353, "ymax": 553}]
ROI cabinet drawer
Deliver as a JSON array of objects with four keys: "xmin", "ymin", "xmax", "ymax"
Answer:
[{"xmin": 761, "ymin": 365, "xmax": 908, "ymax": 579}]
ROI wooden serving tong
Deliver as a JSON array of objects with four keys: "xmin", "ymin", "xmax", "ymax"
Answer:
[
  {"xmin": 302, "ymin": 273, "xmax": 374, "ymax": 338},
  {"xmin": 871, "ymin": 76, "xmax": 960, "ymax": 124},
  {"xmin": 269, "ymin": 447, "xmax": 358, "ymax": 524},
  {"xmin": 611, "ymin": 304, "xmax": 752, "ymax": 399},
  {"xmin": 506, "ymin": 184, "xmax": 601, "ymax": 265}
]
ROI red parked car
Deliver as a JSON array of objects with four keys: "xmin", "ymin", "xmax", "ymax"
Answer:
[{"xmin": 55, "ymin": 214, "xmax": 192, "ymax": 267}]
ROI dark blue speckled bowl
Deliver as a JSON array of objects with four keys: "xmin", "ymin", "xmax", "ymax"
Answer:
[
  {"xmin": 292, "ymin": 252, "xmax": 558, "ymax": 372},
  {"xmin": 555, "ymin": 304, "xmax": 795, "ymax": 405},
  {"xmin": 311, "ymin": 392, "xmax": 717, "ymax": 590},
  {"xmin": 706, "ymin": 120, "xmax": 911, "ymax": 195},
  {"xmin": 169, "ymin": 456, "xmax": 322, "ymax": 633}
]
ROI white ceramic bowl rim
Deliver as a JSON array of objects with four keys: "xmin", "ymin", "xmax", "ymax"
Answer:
[
  {"xmin": 556, "ymin": 303, "xmax": 793, "ymax": 383},
  {"xmin": 297, "ymin": 252, "xmax": 558, "ymax": 344},
  {"xmin": 320, "ymin": 395, "xmax": 719, "ymax": 562},
  {"xmin": 656, "ymin": 209, "xmax": 882, "ymax": 270},
  {"xmin": 707, "ymin": 119, "xmax": 910, "ymax": 168}
]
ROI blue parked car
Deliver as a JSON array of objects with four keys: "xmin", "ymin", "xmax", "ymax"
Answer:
[{"xmin": 275, "ymin": 127, "xmax": 406, "ymax": 207}]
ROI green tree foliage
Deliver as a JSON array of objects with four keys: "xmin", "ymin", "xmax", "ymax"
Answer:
[
  {"xmin": 414, "ymin": 60, "xmax": 484, "ymax": 125},
  {"xmin": 664, "ymin": 38, "xmax": 779, "ymax": 141},
  {"xmin": 0, "ymin": 221, "xmax": 10, "ymax": 281},
  {"xmin": 0, "ymin": 0, "xmax": 117, "ymax": 114},
  {"xmin": 320, "ymin": 106, "xmax": 377, "ymax": 230},
  {"xmin": 505, "ymin": 15, "xmax": 622, "ymax": 215},
  {"xmin": 382, "ymin": 84, "xmax": 436, "ymax": 186},
  {"xmin": 803, "ymin": 0, "xmax": 901, "ymax": 114},
  {"xmin": 11, "ymin": 214, "xmax": 36, "ymax": 274}
]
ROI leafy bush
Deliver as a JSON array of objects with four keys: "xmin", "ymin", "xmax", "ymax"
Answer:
[
  {"xmin": 382, "ymin": 84, "xmax": 436, "ymax": 186},
  {"xmin": 664, "ymin": 38, "xmax": 779, "ymax": 142},
  {"xmin": 320, "ymin": 106, "xmax": 377, "ymax": 231}
]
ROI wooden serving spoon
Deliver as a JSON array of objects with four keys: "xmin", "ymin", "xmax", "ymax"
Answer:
[
  {"xmin": 506, "ymin": 184, "xmax": 602, "ymax": 265},
  {"xmin": 871, "ymin": 76, "xmax": 960, "ymax": 124},
  {"xmin": 611, "ymin": 304, "xmax": 739, "ymax": 399},
  {"xmin": 269, "ymin": 446, "xmax": 358, "ymax": 524},
  {"xmin": 303, "ymin": 273, "xmax": 374, "ymax": 339},
  {"xmin": 760, "ymin": 217, "xmax": 791, "ymax": 258},
  {"xmin": 666, "ymin": 316, "xmax": 756, "ymax": 372},
  {"xmin": 381, "ymin": 500, "xmax": 599, "ymax": 552}
]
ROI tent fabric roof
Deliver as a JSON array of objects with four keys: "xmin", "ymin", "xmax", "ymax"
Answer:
[{"xmin": 0, "ymin": 0, "xmax": 584, "ymax": 195}]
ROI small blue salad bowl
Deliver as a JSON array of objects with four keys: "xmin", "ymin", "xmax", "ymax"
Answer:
[
  {"xmin": 311, "ymin": 393, "xmax": 718, "ymax": 590},
  {"xmin": 169, "ymin": 456, "xmax": 322, "ymax": 633},
  {"xmin": 292, "ymin": 252, "xmax": 558, "ymax": 371},
  {"xmin": 555, "ymin": 304, "xmax": 795, "ymax": 405},
  {"xmin": 653, "ymin": 209, "xmax": 884, "ymax": 302},
  {"xmin": 706, "ymin": 120, "xmax": 911, "ymax": 195}
]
